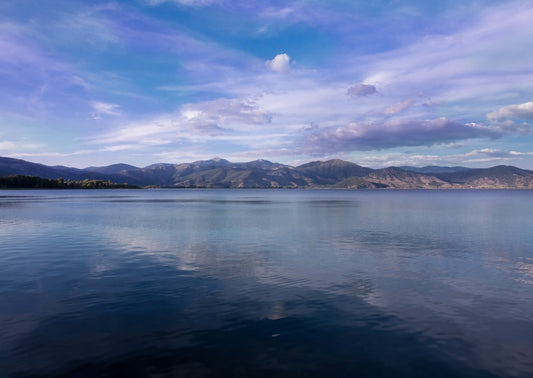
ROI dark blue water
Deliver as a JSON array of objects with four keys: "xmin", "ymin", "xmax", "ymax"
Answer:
[{"xmin": 1, "ymin": 189, "xmax": 532, "ymax": 377}]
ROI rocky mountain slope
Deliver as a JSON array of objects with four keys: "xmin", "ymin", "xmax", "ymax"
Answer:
[{"xmin": 1, "ymin": 156, "xmax": 533, "ymax": 189}]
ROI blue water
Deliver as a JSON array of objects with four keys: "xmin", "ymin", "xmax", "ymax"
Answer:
[{"xmin": 1, "ymin": 189, "xmax": 532, "ymax": 377}]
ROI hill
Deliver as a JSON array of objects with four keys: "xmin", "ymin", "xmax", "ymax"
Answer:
[{"xmin": 0, "ymin": 175, "xmax": 138, "ymax": 189}]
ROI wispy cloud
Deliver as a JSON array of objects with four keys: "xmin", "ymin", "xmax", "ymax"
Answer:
[
  {"xmin": 0, "ymin": 141, "xmax": 43, "ymax": 152},
  {"xmin": 0, "ymin": 28, "xmax": 88, "ymax": 100},
  {"xmin": 91, "ymin": 102, "xmax": 121, "ymax": 119},
  {"xmin": 346, "ymin": 2, "xmax": 533, "ymax": 114},
  {"xmin": 383, "ymin": 99, "xmax": 414, "ymax": 115},
  {"xmin": 89, "ymin": 95, "xmax": 274, "ymax": 147}
]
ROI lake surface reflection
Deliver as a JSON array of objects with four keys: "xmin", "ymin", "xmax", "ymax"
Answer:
[{"xmin": 1, "ymin": 189, "xmax": 532, "ymax": 377}]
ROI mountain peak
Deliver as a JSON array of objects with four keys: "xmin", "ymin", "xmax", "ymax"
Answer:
[{"xmin": 192, "ymin": 158, "xmax": 231, "ymax": 167}]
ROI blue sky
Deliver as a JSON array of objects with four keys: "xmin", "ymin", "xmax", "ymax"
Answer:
[{"xmin": 1, "ymin": 0, "xmax": 533, "ymax": 168}]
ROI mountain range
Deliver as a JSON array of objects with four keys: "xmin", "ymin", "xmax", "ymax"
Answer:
[{"xmin": 1, "ymin": 156, "xmax": 533, "ymax": 189}]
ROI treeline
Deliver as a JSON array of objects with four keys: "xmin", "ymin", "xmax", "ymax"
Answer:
[{"xmin": 0, "ymin": 175, "xmax": 138, "ymax": 189}]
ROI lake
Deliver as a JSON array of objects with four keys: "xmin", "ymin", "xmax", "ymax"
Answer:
[{"xmin": 1, "ymin": 189, "xmax": 532, "ymax": 377}]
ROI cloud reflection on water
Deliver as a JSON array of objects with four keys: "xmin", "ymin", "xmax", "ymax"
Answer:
[{"xmin": 1, "ymin": 189, "xmax": 533, "ymax": 377}]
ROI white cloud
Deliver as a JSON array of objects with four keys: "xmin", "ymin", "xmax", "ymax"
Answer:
[
  {"xmin": 487, "ymin": 101, "xmax": 533, "ymax": 121},
  {"xmin": 265, "ymin": 53, "xmax": 292, "ymax": 74},
  {"xmin": 466, "ymin": 148, "xmax": 533, "ymax": 158},
  {"xmin": 103, "ymin": 144, "xmax": 139, "ymax": 152},
  {"xmin": 384, "ymin": 99, "xmax": 414, "ymax": 115},
  {"xmin": 180, "ymin": 97, "xmax": 272, "ymax": 127}
]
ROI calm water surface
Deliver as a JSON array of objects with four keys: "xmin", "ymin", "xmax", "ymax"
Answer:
[{"xmin": 1, "ymin": 189, "xmax": 532, "ymax": 377}]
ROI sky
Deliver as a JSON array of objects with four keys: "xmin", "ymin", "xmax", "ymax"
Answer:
[{"xmin": 1, "ymin": 0, "xmax": 533, "ymax": 169}]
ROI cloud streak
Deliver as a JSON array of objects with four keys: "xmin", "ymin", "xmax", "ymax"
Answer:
[
  {"xmin": 383, "ymin": 99, "xmax": 414, "ymax": 115},
  {"xmin": 91, "ymin": 102, "xmax": 121, "ymax": 119}
]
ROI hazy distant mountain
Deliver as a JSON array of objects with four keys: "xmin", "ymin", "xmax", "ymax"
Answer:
[
  {"xmin": 84, "ymin": 163, "xmax": 140, "ymax": 175},
  {"xmin": 434, "ymin": 165, "xmax": 533, "ymax": 189},
  {"xmin": 398, "ymin": 166, "xmax": 472, "ymax": 174},
  {"xmin": 1, "ymin": 156, "xmax": 533, "ymax": 189}
]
